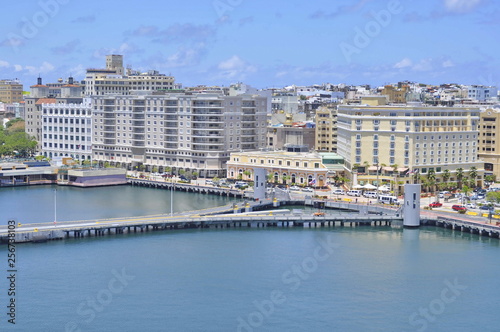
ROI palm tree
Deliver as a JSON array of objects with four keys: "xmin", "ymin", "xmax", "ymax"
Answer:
[
  {"xmin": 426, "ymin": 168, "xmax": 436, "ymax": 194},
  {"xmin": 442, "ymin": 169, "xmax": 450, "ymax": 183},
  {"xmin": 468, "ymin": 167, "xmax": 477, "ymax": 188},
  {"xmin": 456, "ymin": 168, "xmax": 464, "ymax": 189}
]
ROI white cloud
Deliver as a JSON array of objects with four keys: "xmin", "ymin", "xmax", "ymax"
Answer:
[
  {"xmin": 165, "ymin": 43, "xmax": 207, "ymax": 68},
  {"xmin": 12, "ymin": 62, "xmax": 55, "ymax": 75},
  {"xmin": 217, "ymin": 55, "xmax": 256, "ymax": 80},
  {"xmin": 68, "ymin": 64, "xmax": 86, "ymax": 78},
  {"xmin": 443, "ymin": 0, "xmax": 482, "ymax": 13},
  {"xmin": 412, "ymin": 58, "xmax": 433, "ymax": 72},
  {"xmin": 394, "ymin": 58, "xmax": 413, "ymax": 69},
  {"xmin": 0, "ymin": 60, "xmax": 9, "ymax": 68},
  {"xmin": 442, "ymin": 60, "xmax": 454, "ymax": 68}
]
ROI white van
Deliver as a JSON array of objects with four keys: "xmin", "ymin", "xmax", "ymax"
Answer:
[
  {"xmin": 347, "ymin": 190, "xmax": 361, "ymax": 197},
  {"xmin": 378, "ymin": 195, "xmax": 398, "ymax": 204},
  {"xmin": 363, "ymin": 191, "xmax": 378, "ymax": 198}
]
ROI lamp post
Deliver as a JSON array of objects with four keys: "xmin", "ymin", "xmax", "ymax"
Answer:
[
  {"xmin": 170, "ymin": 177, "xmax": 174, "ymax": 217},
  {"xmin": 54, "ymin": 188, "xmax": 57, "ymax": 225}
]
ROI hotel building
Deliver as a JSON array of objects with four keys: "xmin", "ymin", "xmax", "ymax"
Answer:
[{"xmin": 336, "ymin": 99, "xmax": 484, "ymax": 191}]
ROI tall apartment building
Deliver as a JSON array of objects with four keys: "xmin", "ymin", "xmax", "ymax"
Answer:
[
  {"xmin": 478, "ymin": 108, "xmax": 500, "ymax": 179},
  {"xmin": 0, "ymin": 79, "xmax": 23, "ymax": 103},
  {"xmin": 91, "ymin": 92, "xmax": 268, "ymax": 177},
  {"xmin": 315, "ymin": 105, "xmax": 337, "ymax": 152},
  {"xmin": 337, "ymin": 100, "xmax": 484, "ymax": 189}
]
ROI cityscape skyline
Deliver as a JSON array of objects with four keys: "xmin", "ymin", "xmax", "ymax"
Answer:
[{"xmin": 0, "ymin": 0, "xmax": 498, "ymax": 88}]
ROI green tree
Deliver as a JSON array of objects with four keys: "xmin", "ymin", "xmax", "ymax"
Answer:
[
  {"xmin": 456, "ymin": 168, "xmax": 464, "ymax": 189},
  {"xmin": 442, "ymin": 169, "xmax": 450, "ymax": 183},
  {"xmin": 485, "ymin": 174, "xmax": 496, "ymax": 184},
  {"xmin": 468, "ymin": 167, "xmax": 477, "ymax": 187},
  {"xmin": 486, "ymin": 191, "xmax": 500, "ymax": 203},
  {"xmin": 243, "ymin": 170, "xmax": 252, "ymax": 180},
  {"xmin": 152, "ymin": 166, "xmax": 158, "ymax": 174}
]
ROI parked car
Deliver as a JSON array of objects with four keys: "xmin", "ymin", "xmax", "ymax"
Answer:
[
  {"xmin": 346, "ymin": 190, "xmax": 361, "ymax": 197},
  {"xmin": 302, "ymin": 187, "xmax": 314, "ymax": 192},
  {"xmin": 363, "ymin": 191, "xmax": 378, "ymax": 198},
  {"xmin": 465, "ymin": 203, "xmax": 477, "ymax": 209},
  {"xmin": 332, "ymin": 189, "xmax": 345, "ymax": 195},
  {"xmin": 480, "ymin": 205, "xmax": 494, "ymax": 211},
  {"xmin": 290, "ymin": 186, "xmax": 300, "ymax": 191},
  {"xmin": 429, "ymin": 202, "xmax": 443, "ymax": 208},
  {"xmin": 477, "ymin": 194, "xmax": 486, "ymax": 200},
  {"xmin": 452, "ymin": 205, "xmax": 467, "ymax": 211}
]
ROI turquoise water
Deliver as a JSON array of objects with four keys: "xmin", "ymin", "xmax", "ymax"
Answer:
[{"xmin": 1, "ymin": 186, "xmax": 499, "ymax": 331}]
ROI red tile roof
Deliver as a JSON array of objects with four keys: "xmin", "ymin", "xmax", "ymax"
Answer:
[{"xmin": 35, "ymin": 98, "xmax": 56, "ymax": 105}]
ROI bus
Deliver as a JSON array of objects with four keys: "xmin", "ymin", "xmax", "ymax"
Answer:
[{"xmin": 378, "ymin": 195, "xmax": 399, "ymax": 205}]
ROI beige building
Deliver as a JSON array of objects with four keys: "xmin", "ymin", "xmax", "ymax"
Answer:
[
  {"xmin": 227, "ymin": 150, "xmax": 329, "ymax": 187},
  {"xmin": 478, "ymin": 108, "xmax": 500, "ymax": 179},
  {"xmin": 0, "ymin": 80, "xmax": 23, "ymax": 104},
  {"xmin": 315, "ymin": 105, "xmax": 337, "ymax": 152},
  {"xmin": 337, "ymin": 99, "xmax": 484, "ymax": 191},
  {"xmin": 84, "ymin": 55, "xmax": 175, "ymax": 96}
]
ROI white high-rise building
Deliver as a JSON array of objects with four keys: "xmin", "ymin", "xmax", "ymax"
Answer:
[{"xmin": 91, "ymin": 92, "xmax": 268, "ymax": 177}]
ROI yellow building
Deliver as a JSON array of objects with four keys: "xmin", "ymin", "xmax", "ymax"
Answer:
[
  {"xmin": 381, "ymin": 85, "xmax": 409, "ymax": 104},
  {"xmin": 0, "ymin": 80, "xmax": 23, "ymax": 104},
  {"xmin": 315, "ymin": 105, "xmax": 337, "ymax": 152},
  {"xmin": 478, "ymin": 108, "xmax": 500, "ymax": 180},
  {"xmin": 337, "ymin": 98, "xmax": 485, "ymax": 191},
  {"xmin": 227, "ymin": 150, "xmax": 329, "ymax": 187}
]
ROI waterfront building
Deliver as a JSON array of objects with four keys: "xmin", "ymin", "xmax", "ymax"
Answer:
[
  {"xmin": 25, "ymin": 77, "xmax": 83, "ymax": 151},
  {"xmin": 91, "ymin": 92, "xmax": 268, "ymax": 177},
  {"xmin": 478, "ymin": 107, "xmax": 500, "ymax": 180},
  {"xmin": 227, "ymin": 149, "xmax": 329, "ymax": 187},
  {"xmin": 0, "ymin": 79, "xmax": 23, "ymax": 104},
  {"xmin": 336, "ymin": 98, "xmax": 484, "ymax": 192},
  {"xmin": 314, "ymin": 105, "xmax": 337, "ymax": 152},
  {"xmin": 40, "ymin": 98, "xmax": 92, "ymax": 161}
]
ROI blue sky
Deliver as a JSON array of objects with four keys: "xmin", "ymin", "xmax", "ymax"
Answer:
[{"xmin": 0, "ymin": 0, "xmax": 498, "ymax": 89}]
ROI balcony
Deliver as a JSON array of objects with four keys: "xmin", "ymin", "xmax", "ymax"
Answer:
[
  {"xmin": 192, "ymin": 145, "xmax": 224, "ymax": 151},
  {"xmin": 104, "ymin": 120, "xmax": 115, "ymax": 125},
  {"xmin": 165, "ymin": 143, "xmax": 178, "ymax": 149},
  {"xmin": 133, "ymin": 134, "xmax": 145, "ymax": 140},
  {"xmin": 133, "ymin": 114, "xmax": 145, "ymax": 119},
  {"xmin": 103, "ymin": 126, "xmax": 115, "ymax": 132},
  {"xmin": 104, "ymin": 139, "xmax": 115, "ymax": 145},
  {"xmin": 192, "ymin": 138, "xmax": 224, "ymax": 145},
  {"xmin": 192, "ymin": 124, "xmax": 224, "ymax": 129},
  {"xmin": 133, "ymin": 128, "xmax": 145, "ymax": 133},
  {"xmin": 132, "ymin": 121, "xmax": 145, "ymax": 127},
  {"xmin": 165, "ymin": 130, "xmax": 178, "ymax": 135}
]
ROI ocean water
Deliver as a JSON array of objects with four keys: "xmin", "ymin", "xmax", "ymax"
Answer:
[{"xmin": 1, "ymin": 186, "xmax": 499, "ymax": 331}]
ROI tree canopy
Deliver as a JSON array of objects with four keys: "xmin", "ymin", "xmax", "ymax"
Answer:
[{"xmin": 0, "ymin": 119, "xmax": 37, "ymax": 158}]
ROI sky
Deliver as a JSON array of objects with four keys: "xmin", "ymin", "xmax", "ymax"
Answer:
[{"xmin": 0, "ymin": 0, "xmax": 498, "ymax": 89}]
